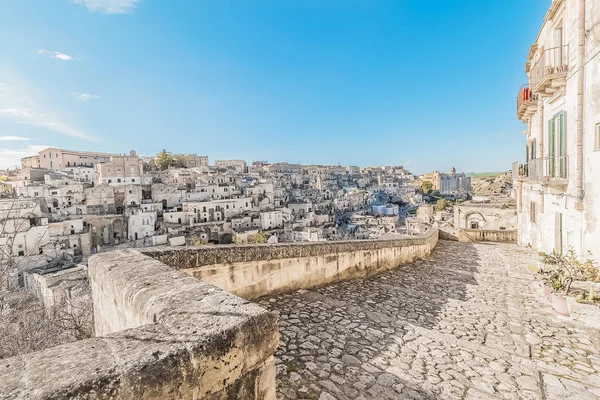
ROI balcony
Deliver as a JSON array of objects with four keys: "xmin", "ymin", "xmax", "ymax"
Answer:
[
  {"xmin": 516, "ymin": 85, "xmax": 538, "ymax": 122},
  {"xmin": 512, "ymin": 161, "xmax": 528, "ymax": 180},
  {"xmin": 514, "ymin": 156, "xmax": 569, "ymax": 191},
  {"xmin": 531, "ymin": 45, "xmax": 569, "ymax": 95}
]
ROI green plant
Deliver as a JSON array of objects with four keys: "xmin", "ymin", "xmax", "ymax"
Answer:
[
  {"xmin": 435, "ymin": 199, "xmax": 449, "ymax": 212},
  {"xmin": 576, "ymin": 286, "xmax": 600, "ymax": 304},
  {"xmin": 249, "ymin": 231, "xmax": 269, "ymax": 244},
  {"xmin": 539, "ymin": 249, "xmax": 599, "ymax": 295},
  {"xmin": 421, "ymin": 181, "xmax": 433, "ymax": 195},
  {"xmin": 545, "ymin": 270, "xmax": 564, "ymax": 292}
]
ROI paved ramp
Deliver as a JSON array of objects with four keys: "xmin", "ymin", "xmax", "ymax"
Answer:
[{"xmin": 259, "ymin": 241, "xmax": 600, "ymax": 399}]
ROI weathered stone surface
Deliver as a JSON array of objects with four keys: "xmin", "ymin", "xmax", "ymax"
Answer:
[
  {"xmin": 144, "ymin": 230, "xmax": 439, "ymax": 299},
  {"xmin": 263, "ymin": 241, "xmax": 600, "ymax": 399},
  {"xmin": 0, "ymin": 249, "xmax": 279, "ymax": 400}
]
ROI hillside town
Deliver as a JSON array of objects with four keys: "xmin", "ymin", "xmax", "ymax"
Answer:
[
  {"xmin": 0, "ymin": 148, "xmax": 477, "ymax": 296},
  {"xmin": 2, "ymin": 0, "xmax": 600, "ymax": 399}
]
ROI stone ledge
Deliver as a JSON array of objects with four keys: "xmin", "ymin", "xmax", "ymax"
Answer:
[
  {"xmin": 458, "ymin": 229, "xmax": 517, "ymax": 243},
  {"xmin": 142, "ymin": 230, "xmax": 438, "ymax": 269},
  {"xmin": 0, "ymin": 250, "xmax": 279, "ymax": 400},
  {"xmin": 152, "ymin": 230, "xmax": 439, "ymax": 299}
]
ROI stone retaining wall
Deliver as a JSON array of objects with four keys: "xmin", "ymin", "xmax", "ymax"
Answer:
[
  {"xmin": 144, "ymin": 229, "xmax": 439, "ymax": 299},
  {"xmin": 458, "ymin": 229, "xmax": 517, "ymax": 243}
]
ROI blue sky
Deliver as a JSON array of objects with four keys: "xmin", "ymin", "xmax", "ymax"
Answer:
[{"xmin": 0, "ymin": 0, "xmax": 548, "ymax": 173}]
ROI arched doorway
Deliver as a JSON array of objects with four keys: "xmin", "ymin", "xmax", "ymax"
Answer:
[
  {"xmin": 465, "ymin": 212, "xmax": 485, "ymax": 230},
  {"xmin": 112, "ymin": 219, "xmax": 123, "ymax": 239}
]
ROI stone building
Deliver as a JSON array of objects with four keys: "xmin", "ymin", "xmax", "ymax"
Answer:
[
  {"xmin": 454, "ymin": 198, "xmax": 517, "ymax": 231},
  {"xmin": 214, "ymin": 159, "xmax": 247, "ymax": 172},
  {"xmin": 94, "ymin": 151, "xmax": 144, "ymax": 186},
  {"xmin": 38, "ymin": 147, "xmax": 115, "ymax": 171},
  {"xmin": 176, "ymin": 154, "xmax": 209, "ymax": 168},
  {"xmin": 20, "ymin": 155, "xmax": 40, "ymax": 169},
  {"xmin": 422, "ymin": 167, "xmax": 472, "ymax": 195},
  {"xmin": 513, "ymin": 0, "xmax": 600, "ymax": 259},
  {"xmin": 85, "ymin": 184, "xmax": 117, "ymax": 215},
  {"xmin": 127, "ymin": 211, "xmax": 156, "ymax": 241}
]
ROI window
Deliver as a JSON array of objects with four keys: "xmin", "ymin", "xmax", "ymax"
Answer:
[
  {"xmin": 117, "ymin": 179, "xmax": 122, "ymax": 183},
  {"xmin": 548, "ymin": 112, "xmax": 567, "ymax": 178},
  {"xmin": 595, "ymin": 124, "xmax": 600, "ymax": 151},
  {"xmin": 530, "ymin": 202, "xmax": 537, "ymax": 224}
]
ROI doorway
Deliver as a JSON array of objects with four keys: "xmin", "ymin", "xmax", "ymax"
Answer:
[{"xmin": 555, "ymin": 212, "xmax": 563, "ymax": 254}]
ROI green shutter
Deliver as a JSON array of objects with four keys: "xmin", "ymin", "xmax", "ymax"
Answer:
[
  {"xmin": 559, "ymin": 112, "xmax": 566, "ymax": 177},
  {"xmin": 548, "ymin": 119, "xmax": 555, "ymax": 177}
]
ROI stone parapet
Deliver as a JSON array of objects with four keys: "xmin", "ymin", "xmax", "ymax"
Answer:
[
  {"xmin": 144, "ymin": 229, "xmax": 439, "ymax": 299},
  {"xmin": 0, "ymin": 249, "xmax": 279, "ymax": 400},
  {"xmin": 458, "ymin": 229, "xmax": 517, "ymax": 243}
]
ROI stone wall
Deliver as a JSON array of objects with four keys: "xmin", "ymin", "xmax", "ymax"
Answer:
[
  {"xmin": 458, "ymin": 229, "xmax": 517, "ymax": 243},
  {"xmin": 144, "ymin": 229, "xmax": 439, "ymax": 299},
  {"xmin": 0, "ymin": 231, "xmax": 440, "ymax": 399},
  {"xmin": 0, "ymin": 250, "xmax": 279, "ymax": 400}
]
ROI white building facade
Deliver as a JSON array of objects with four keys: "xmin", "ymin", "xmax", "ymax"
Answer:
[{"xmin": 513, "ymin": 0, "xmax": 600, "ymax": 259}]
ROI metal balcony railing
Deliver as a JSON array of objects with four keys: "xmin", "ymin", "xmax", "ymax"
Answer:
[
  {"xmin": 531, "ymin": 45, "xmax": 569, "ymax": 93},
  {"xmin": 512, "ymin": 161, "xmax": 527, "ymax": 179},
  {"xmin": 512, "ymin": 156, "xmax": 568, "ymax": 184},
  {"xmin": 516, "ymin": 84, "xmax": 538, "ymax": 120},
  {"xmin": 528, "ymin": 156, "xmax": 568, "ymax": 182}
]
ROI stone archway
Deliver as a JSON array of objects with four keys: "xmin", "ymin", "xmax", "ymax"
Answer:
[{"xmin": 465, "ymin": 212, "xmax": 485, "ymax": 230}]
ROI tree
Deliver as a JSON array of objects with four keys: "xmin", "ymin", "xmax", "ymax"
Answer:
[
  {"xmin": 0, "ymin": 285, "xmax": 94, "ymax": 359},
  {"xmin": 421, "ymin": 181, "xmax": 433, "ymax": 195},
  {"xmin": 172, "ymin": 155, "xmax": 186, "ymax": 169},
  {"xmin": 435, "ymin": 199, "xmax": 449, "ymax": 212},
  {"xmin": 0, "ymin": 199, "xmax": 54, "ymax": 291},
  {"xmin": 155, "ymin": 150, "xmax": 174, "ymax": 170},
  {"xmin": 249, "ymin": 231, "xmax": 269, "ymax": 244}
]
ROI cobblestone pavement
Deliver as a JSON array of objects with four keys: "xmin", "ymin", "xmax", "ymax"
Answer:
[{"xmin": 258, "ymin": 241, "xmax": 600, "ymax": 400}]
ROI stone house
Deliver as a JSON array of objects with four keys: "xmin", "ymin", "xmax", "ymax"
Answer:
[
  {"xmin": 85, "ymin": 184, "xmax": 117, "ymax": 215},
  {"xmin": 260, "ymin": 210, "xmax": 283, "ymax": 230},
  {"xmin": 127, "ymin": 211, "xmax": 156, "ymax": 241},
  {"xmin": 454, "ymin": 200, "xmax": 517, "ymax": 231},
  {"xmin": 38, "ymin": 147, "xmax": 115, "ymax": 171},
  {"xmin": 94, "ymin": 151, "xmax": 144, "ymax": 186},
  {"xmin": 513, "ymin": 0, "xmax": 600, "ymax": 258}
]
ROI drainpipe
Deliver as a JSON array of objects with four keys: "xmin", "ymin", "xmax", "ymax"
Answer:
[{"xmin": 575, "ymin": 0, "xmax": 586, "ymax": 209}]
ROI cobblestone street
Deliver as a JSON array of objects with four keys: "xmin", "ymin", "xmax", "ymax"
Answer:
[{"xmin": 259, "ymin": 241, "xmax": 600, "ymax": 400}]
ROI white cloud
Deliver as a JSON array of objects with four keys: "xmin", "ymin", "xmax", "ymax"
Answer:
[
  {"xmin": 72, "ymin": 92, "xmax": 100, "ymax": 101},
  {"xmin": 0, "ymin": 145, "xmax": 50, "ymax": 170},
  {"xmin": 54, "ymin": 53, "xmax": 73, "ymax": 61},
  {"xmin": 37, "ymin": 49, "xmax": 75, "ymax": 61},
  {"xmin": 0, "ymin": 136, "xmax": 30, "ymax": 141},
  {"xmin": 0, "ymin": 76, "xmax": 96, "ymax": 141},
  {"xmin": 72, "ymin": 0, "xmax": 141, "ymax": 14}
]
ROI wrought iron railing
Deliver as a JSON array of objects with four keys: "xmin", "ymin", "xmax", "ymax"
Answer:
[
  {"xmin": 517, "ymin": 84, "xmax": 538, "ymax": 115},
  {"xmin": 531, "ymin": 45, "xmax": 569, "ymax": 92},
  {"xmin": 528, "ymin": 156, "xmax": 569, "ymax": 182}
]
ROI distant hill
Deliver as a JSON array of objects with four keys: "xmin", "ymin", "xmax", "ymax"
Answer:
[
  {"xmin": 471, "ymin": 172, "xmax": 513, "ymax": 197},
  {"xmin": 467, "ymin": 171, "xmax": 506, "ymax": 179}
]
